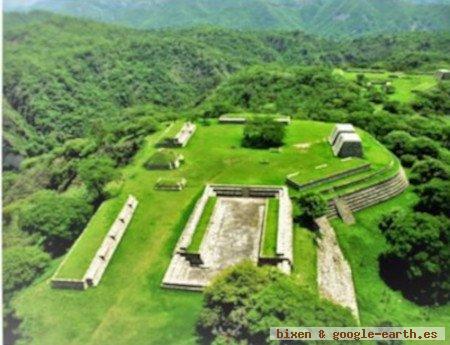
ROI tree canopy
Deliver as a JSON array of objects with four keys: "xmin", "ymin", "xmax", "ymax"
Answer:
[
  {"xmin": 197, "ymin": 262, "xmax": 356, "ymax": 345},
  {"xmin": 18, "ymin": 191, "xmax": 93, "ymax": 255}
]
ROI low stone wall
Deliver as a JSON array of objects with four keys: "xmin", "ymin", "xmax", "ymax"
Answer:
[
  {"xmin": 51, "ymin": 278, "xmax": 86, "ymax": 290},
  {"xmin": 174, "ymin": 122, "xmax": 196, "ymax": 147},
  {"xmin": 276, "ymin": 187, "xmax": 293, "ymax": 273},
  {"xmin": 146, "ymin": 159, "xmax": 180, "ymax": 170},
  {"xmin": 286, "ymin": 163, "xmax": 371, "ymax": 191},
  {"xmin": 210, "ymin": 184, "xmax": 281, "ymax": 198},
  {"xmin": 176, "ymin": 186, "xmax": 215, "ymax": 251},
  {"xmin": 218, "ymin": 116, "xmax": 291, "ymax": 125},
  {"xmin": 155, "ymin": 178, "xmax": 187, "ymax": 191},
  {"xmin": 84, "ymin": 195, "xmax": 138, "ymax": 287}
]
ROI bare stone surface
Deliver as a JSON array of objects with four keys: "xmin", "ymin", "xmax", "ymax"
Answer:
[
  {"xmin": 201, "ymin": 198, "xmax": 265, "ymax": 270},
  {"xmin": 315, "ymin": 216, "xmax": 359, "ymax": 321}
]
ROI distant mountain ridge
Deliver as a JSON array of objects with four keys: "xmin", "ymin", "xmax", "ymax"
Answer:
[{"xmin": 4, "ymin": 0, "xmax": 450, "ymax": 37}]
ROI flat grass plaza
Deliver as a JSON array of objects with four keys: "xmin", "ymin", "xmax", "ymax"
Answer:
[{"xmin": 12, "ymin": 119, "xmax": 450, "ymax": 345}]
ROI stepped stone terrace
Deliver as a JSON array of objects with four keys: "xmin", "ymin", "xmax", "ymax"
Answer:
[{"xmin": 162, "ymin": 184, "xmax": 293, "ymax": 291}]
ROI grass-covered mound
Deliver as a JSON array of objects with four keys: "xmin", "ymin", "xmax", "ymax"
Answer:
[
  {"xmin": 154, "ymin": 177, "xmax": 187, "ymax": 191},
  {"xmin": 144, "ymin": 149, "xmax": 181, "ymax": 170}
]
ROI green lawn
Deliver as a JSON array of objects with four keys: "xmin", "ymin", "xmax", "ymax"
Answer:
[
  {"xmin": 13, "ymin": 119, "xmax": 402, "ymax": 345},
  {"xmin": 334, "ymin": 68, "xmax": 437, "ymax": 103},
  {"xmin": 331, "ymin": 190, "xmax": 450, "ymax": 344},
  {"xmin": 186, "ymin": 197, "xmax": 217, "ymax": 253},
  {"xmin": 292, "ymin": 225, "xmax": 317, "ymax": 291},
  {"xmin": 288, "ymin": 158, "xmax": 368, "ymax": 186},
  {"xmin": 261, "ymin": 198, "xmax": 279, "ymax": 257}
]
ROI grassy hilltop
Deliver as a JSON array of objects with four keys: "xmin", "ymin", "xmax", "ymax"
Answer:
[{"xmin": 13, "ymin": 119, "xmax": 449, "ymax": 345}]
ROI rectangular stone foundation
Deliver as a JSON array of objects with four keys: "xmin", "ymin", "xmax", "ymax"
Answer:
[{"xmin": 162, "ymin": 184, "xmax": 293, "ymax": 290}]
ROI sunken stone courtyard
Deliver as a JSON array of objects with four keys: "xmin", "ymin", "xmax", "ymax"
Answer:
[{"xmin": 163, "ymin": 185, "xmax": 293, "ymax": 290}]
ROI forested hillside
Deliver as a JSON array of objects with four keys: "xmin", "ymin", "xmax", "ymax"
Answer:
[
  {"xmin": 3, "ymin": 9, "xmax": 450, "ymax": 345},
  {"xmin": 5, "ymin": 0, "xmax": 450, "ymax": 38},
  {"xmin": 4, "ymin": 11, "xmax": 450, "ymax": 165}
]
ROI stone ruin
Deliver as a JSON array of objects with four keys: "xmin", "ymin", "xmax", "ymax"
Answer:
[
  {"xmin": 329, "ymin": 123, "xmax": 356, "ymax": 146},
  {"xmin": 155, "ymin": 178, "xmax": 187, "ymax": 191},
  {"xmin": 145, "ymin": 150, "xmax": 183, "ymax": 170},
  {"xmin": 435, "ymin": 69, "xmax": 450, "ymax": 81},
  {"xmin": 160, "ymin": 122, "xmax": 196, "ymax": 147},
  {"xmin": 162, "ymin": 184, "xmax": 293, "ymax": 291},
  {"xmin": 218, "ymin": 115, "xmax": 291, "ymax": 125},
  {"xmin": 329, "ymin": 123, "xmax": 363, "ymax": 158},
  {"xmin": 51, "ymin": 195, "xmax": 138, "ymax": 290}
]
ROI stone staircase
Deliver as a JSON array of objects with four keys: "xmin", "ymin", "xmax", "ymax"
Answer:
[
  {"xmin": 162, "ymin": 253, "xmax": 207, "ymax": 291},
  {"xmin": 326, "ymin": 168, "xmax": 409, "ymax": 219},
  {"xmin": 334, "ymin": 198, "xmax": 355, "ymax": 225}
]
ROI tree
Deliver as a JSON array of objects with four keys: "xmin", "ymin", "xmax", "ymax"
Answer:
[
  {"xmin": 3, "ymin": 246, "xmax": 50, "ymax": 303},
  {"xmin": 19, "ymin": 191, "xmax": 93, "ymax": 255},
  {"xmin": 384, "ymin": 131, "xmax": 414, "ymax": 157},
  {"xmin": 197, "ymin": 262, "xmax": 356, "ymax": 345},
  {"xmin": 77, "ymin": 156, "xmax": 118, "ymax": 203},
  {"xmin": 415, "ymin": 179, "xmax": 450, "ymax": 216},
  {"xmin": 378, "ymin": 210, "xmax": 449, "ymax": 305},
  {"xmin": 410, "ymin": 158, "xmax": 449, "ymax": 185},
  {"xmin": 409, "ymin": 137, "xmax": 440, "ymax": 159},
  {"xmin": 298, "ymin": 192, "xmax": 328, "ymax": 220},
  {"xmin": 242, "ymin": 117, "xmax": 285, "ymax": 148}
]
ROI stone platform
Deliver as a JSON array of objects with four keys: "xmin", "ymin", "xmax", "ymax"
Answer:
[{"xmin": 162, "ymin": 184, "xmax": 293, "ymax": 290}]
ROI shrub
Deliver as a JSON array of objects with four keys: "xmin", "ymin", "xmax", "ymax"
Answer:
[
  {"xmin": 415, "ymin": 179, "xmax": 450, "ymax": 215},
  {"xmin": 409, "ymin": 137, "xmax": 440, "ymax": 159},
  {"xmin": 384, "ymin": 131, "xmax": 414, "ymax": 157},
  {"xmin": 3, "ymin": 246, "xmax": 51, "ymax": 303},
  {"xmin": 77, "ymin": 156, "xmax": 118, "ymax": 202},
  {"xmin": 19, "ymin": 191, "xmax": 93, "ymax": 256},
  {"xmin": 242, "ymin": 117, "xmax": 285, "ymax": 148},
  {"xmin": 378, "ymin": 210, "xmax": 449, "ymax": 305},
  {"xmin": 410, "ymin": 158, "xmax": 449, "ymax": 185},
  {"xmin": 197, "ymin": 263, "xmax": 356, "ymax": 345},
  {"xmin": 399, "ymin": 154, "xmax": 415, "ymax": 168},
  {"xmin": 298, "ymin": 192, "xmax": 328, "ymax": 220}
]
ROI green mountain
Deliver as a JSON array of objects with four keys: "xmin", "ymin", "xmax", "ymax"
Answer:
[{"xmin": 5, "ymin": 0, "xmax": 450, "ymax": 38}]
